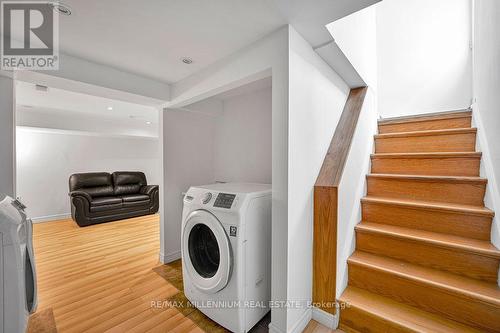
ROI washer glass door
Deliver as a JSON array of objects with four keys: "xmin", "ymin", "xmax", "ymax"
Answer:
[{"xmin": 183, "ymin": 210, "xmax": 231, "ymax": 293}]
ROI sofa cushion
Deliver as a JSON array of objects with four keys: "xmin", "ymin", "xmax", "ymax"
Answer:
[
  {"xmin": 121, "ymin": 194, "xmax": 150, "ymax": 202},
  {"xmin": 91, "ymin": 197, "xmax": 122, "ymax": 206},
  {"xmin": 69, "ymin": 173, "xmax": 114, "ymax": 198},
  {"xmin": 85, "ymin": 186, "xmax": 114, "ymax": 198},
  {"xmin": 121, "ymin": 194, "xmax": 150, "ymax": 208},
  {"xmin": 90, "ymin": 203, "xmax": 123, "ymax": 213},
  {"xmin": 113, "ymin": 172, "xmax": 147, "ymax": 195},
  {"xmin": 122, "ymin": 199, "xmax": 150, "ymax": 208}
]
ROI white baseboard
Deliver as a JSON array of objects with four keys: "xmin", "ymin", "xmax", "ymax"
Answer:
[
  {"xmin": 31, "ymin": 213, "xmax": 72, "ymax": 223},
  {"xmin": 312, "ymin": 306, "xmax": 339, "ymax": 329},
  {"xmin": 159, "ymin": 250, "xmax": 181, "ymax": 264},
  {"xmin": 290, "ymin": 309, "xmax": 312, "ymax": 333},
  {"xmin": 268, "ymin": 322, "xmax": 285, "ymax": 333},
  {"xmin": 269, "ymin": 309, "xmax": 312, "ymax": 333}
]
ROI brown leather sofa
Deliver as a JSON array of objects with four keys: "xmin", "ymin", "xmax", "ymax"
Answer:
[{"xmin": 69, "ymin": 171, "xmax": 159, "ymax": 227}]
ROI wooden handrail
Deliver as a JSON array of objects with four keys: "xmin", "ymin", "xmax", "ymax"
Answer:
[
  {"xmin": 313, "ymin": 87, "xmax": 367, "ymax": 315},
  {"xmin": 315, "ymin": 87, "xmax": 368, "ymax": 187}
]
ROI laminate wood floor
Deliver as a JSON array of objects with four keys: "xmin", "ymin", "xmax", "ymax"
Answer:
[
  {"xmin": 32, "ymin": 215, "xmax": 342, "ymax": 333},
  {"xmin": 32, "ymin": 215, "xmax": 199, "ymax": 332}
]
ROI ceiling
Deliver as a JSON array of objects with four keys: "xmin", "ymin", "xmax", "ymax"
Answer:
[
  {"xmin": 180, "ymin": 76, "xmax": 272, "ymax": 116},
  {"xmin": 55, "ymin": 0, "xmax": 286, "ymax": 84},
  {"xmin": 211, "ymin": 76, "xmax": 272, "ymax": 101},
  {"xmin": 16, "ymin": 81, "xmax": 159, "ymax": 137},
  {"xmin": 4, "ymin": 0, "xmax": 379, "ymax": 86}
]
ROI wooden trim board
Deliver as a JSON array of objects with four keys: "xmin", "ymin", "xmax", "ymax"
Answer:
[{"xmin": 313, "ymin": 87, "xmax": 367, "ymax": 315}]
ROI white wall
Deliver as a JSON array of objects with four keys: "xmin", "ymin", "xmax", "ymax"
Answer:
[
  {"xmin": 327, "ymin": 5, "xmax": 378, "ymax": 90},
  {"xmin": 17, "ymin": 108, "xmax": 158, "ymax": 138},
  {"xmin": 377, "ymin": 0, "xmax": 472, "ymax": 117},
  {"xmin": 162, "ymin": 110, "xmax": 217, "ymax": 262},
  {"xmin": 0, "ymin": 76, "xmax": 15, "ymax": 197},
  {"xmin": 336, "ymin": 89, "xmax": 377, "ymax": 297},
  {"xmin": 214, "ymin": 88, "xmax": 272, "ymax": 183},
  {"xmin": 163, "ymin": 26, "xmax": 290, "ymax": 332},
  {"xmin": 472, "ymin": 0, "xmax": 500, "ymax": 249},
  {"xmin": 288, "ymin": 26, "xmax": 350, "ymax": 330},
  {"xmin": 16, "ymin": 128, "xmax": 161, "ymax": 222}
]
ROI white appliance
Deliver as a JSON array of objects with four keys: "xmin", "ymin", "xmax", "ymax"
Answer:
[
  {"xmin": 181, "ymin": 183, "xmax": 271, "ymax": 333},
  {"xmin": 0, "ymin": 195, "xmax": 37, "ymax": 333}
]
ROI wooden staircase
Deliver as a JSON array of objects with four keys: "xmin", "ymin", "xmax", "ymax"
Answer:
[{"xmin": 338, "ymin": 110, "xmax": 500, "ymax": 333}]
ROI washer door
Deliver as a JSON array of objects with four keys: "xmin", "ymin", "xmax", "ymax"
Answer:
[
  {"xmin": 25, "ymin": 218, "xmax": 37, "ymax": 313},
  {"xmin": 182, "ymin": 210, "xmax": 231, "ymax": 293}
]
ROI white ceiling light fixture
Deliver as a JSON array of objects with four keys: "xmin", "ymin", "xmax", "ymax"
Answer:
[
  {"xmin": 146, "ymin": 121, "xmax": 152, "ymax": 125},
  {"xmin": 48, "ymin": 2, "xmax": 72, "ymax": 16},
  {"xmin": 107, "ymin": 106, "xmax": 113, "ymax": 111},
  {"xmin": 181, "ymin": 57, "xmax": 193, "ymax": 65}
]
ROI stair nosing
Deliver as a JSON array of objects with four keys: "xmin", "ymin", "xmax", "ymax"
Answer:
[
  {"xmin": 371, "ymin": 152, "xmax": 482, "ymax": 159},
  {"xmin": 375, "ymin": 127, "xmax": 477, "ymax": 139},
  {"xmin": 348, "ymin": 251, "xmax": 500, "ymax": 307},
  {"xmin": 355, "ymin": 222, "xmax": 500, "ymax": 259},
  {"xmin": 378, "ymin": 110, "xmax": 472, "ymax": 125},
  {"xmin": 339, "ymin": 286, "xmax": 482, "ymax": 333},
  {"xmin": 361, "ymin": 196, "xmax": 494, "ymax": 217},
  {"xmin": 367, "ymin": 173, "xmax": 488, "ymax": 184}
]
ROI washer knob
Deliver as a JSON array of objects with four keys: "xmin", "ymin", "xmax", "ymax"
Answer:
[{"xmin": 202, "ymin": 192, "xmax": 212, "ymax": 204}]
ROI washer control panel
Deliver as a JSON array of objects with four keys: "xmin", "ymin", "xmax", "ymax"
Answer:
[{"xmin": 213, "ymin": 193, "xmax": 236, "ymax": 209}]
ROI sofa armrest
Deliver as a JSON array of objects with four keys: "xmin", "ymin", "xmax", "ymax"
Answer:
[
  {"xmin": 69, "ymin": 191, "xmax": 92, "ymax": 202},
  {"xmin": 140, "ymin": 185, "xmax": 159, "ymax": 196}
]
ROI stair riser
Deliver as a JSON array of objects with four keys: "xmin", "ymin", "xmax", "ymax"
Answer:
[
  {"xmin": 367, "ymin": 177, "xmax": 486, "ymax": 206},
  {"xmin": 375, "ymin": 132, "xmax": 476, "ymax": 153},
  {"xmin": 348, "ymin": 263, "xmax": 500, "ymax": 332},
  {"xmin": 378, "ymin": 116, "xmax": 472, "ymax": 134},
  {"xmin": 356, "ymin": 232, "xmax": 499, "ymax": 282},
  {"xmin": 371, "ymin": 157, "xmax": 480, "ymax": 177},
  {"xmin": 361, "ymin": 201, "xmax": 492, "ymax": 240},
  {"xmin": 339, "ymin": 307, "xmax": 415, "ymax": 333}
]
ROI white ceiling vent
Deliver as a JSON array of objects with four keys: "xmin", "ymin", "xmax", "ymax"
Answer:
[{"xmin": 35, "ymin": 84, "xmax": 48, "ymax": 92}]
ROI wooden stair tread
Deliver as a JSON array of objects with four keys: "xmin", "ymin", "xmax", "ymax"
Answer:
[
  {"xmin": 371, "ymin": 152, "xmax": 482, "ymax": 159},
  {"xmin": 348, "ymin": 251, "xmax": 500, "ymax": 306},
  {"xmin": 356, "ymin": 222, "xmax": 500, "ymax": 259},
  {"xmin": 378, "ymin": 110, "xmax": 472, "ymax": 125},
  {"xmin": 339, "ymin": 286, "xmax": 481, "ymax": 333},
  {"xmin": 370, "ymin": 153, "xmax": 482, "ymax": 177},
  {"xmin": 375, "ymin": 128, "xmax": 477, "ymax": 139},
  {"xmin": 361, "ymin": 196, "xmax": 494, "ymax": 217},
  {"xmin": 367, "ymin": 173, "xmax": 487, "ymax": 184}
]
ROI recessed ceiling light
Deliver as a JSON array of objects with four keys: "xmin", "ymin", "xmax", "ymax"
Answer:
[
  {"xmin": 181, "ymin": 57, "xmax": 193, "ymax": 65},
  {"xmin": 48, "ymin": 2, "xmax": 72, "ymax": 16},
  {"xmin": 107, "ymin": 106, "xmax": 113, "ymax": 111},
  {"xmin": 146, "ymin": 121, "xmax": 152, "ymax": 125}
]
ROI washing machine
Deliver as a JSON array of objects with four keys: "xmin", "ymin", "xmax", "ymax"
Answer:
[
  {"xmin": 181, "ymin": 183, "xmax": 271, "ymax": 333},
  {"xmin": 0, "ymin": 195, "xmax": 37, "ymax": 333}
]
